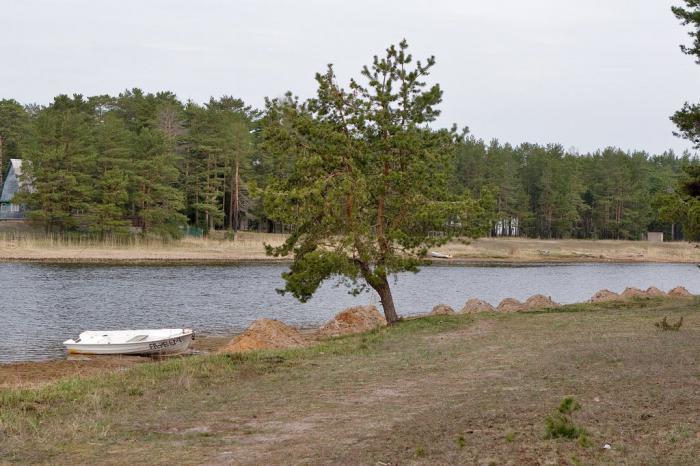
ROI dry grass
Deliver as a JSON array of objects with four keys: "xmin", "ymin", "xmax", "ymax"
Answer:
[
  {"xmin": 0, "ymin": 231, "xmax": 287, "ymax": 263},
  {"xmin": 0, "ymin": 233, "xmax": 698, "ymax": 264},
  {"xmin": 434, "ymin": 237, "xmax": 700, "ymax": 263},
  {"xmin": 1, "ymin": 297, "xmax": 699, "ymax": 464}
]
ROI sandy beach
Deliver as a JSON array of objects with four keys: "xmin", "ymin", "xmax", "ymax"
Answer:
[{"xmin": 0, "ymin": 234, "xmax": 698, "ymax": 264}]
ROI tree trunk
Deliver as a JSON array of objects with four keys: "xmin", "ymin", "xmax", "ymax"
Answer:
[
  {"xmin": 358, "ymin": 260, "xmax": 399, "ymax": 323},
  {"xmin": 374, "ymin": 275, "xmax": 399, "ymax": 324},
  {"xmin": 0, "ymin": 135, "xmax": 4, "ymax": 189},
  {"xmin": 230, "ymin": 154, "xmax": 239, "ymax": 231},
  {"xmin": 228, "ymin": 166, "xmax": 234, "ymax": 229},
  {"xmin": 194, "ymin": 184, "xmax": 199, "ymax": 226}
]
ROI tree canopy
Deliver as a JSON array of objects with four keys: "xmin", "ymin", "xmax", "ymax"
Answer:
[
  {"xmin": 655, "ymin": 1, "xmax": 700, "ymax": 239},
  {"xmin": 0, "ymin": 31, "xmax": 696, "ymax": 249},
  {"xmin": 671, "ymin": 1, "xmax": 700, "ymax": 148},
  {"xmin": 258, "ymin": 41, "xmax": 492, "ymax": 322}
]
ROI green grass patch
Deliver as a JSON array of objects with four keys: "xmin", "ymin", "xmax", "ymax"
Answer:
[
  {"xmin": 2, "ymin": 297, "xmax": 698, "ymax": 464},
  {"xmin": 545, "ymin": 397, "xmax": 587, "ymax": 441}
]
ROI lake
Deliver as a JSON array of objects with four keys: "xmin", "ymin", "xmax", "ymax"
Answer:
[{"xmin": 1, "ymin": 262, "xmax": 698, "ymax": 363}]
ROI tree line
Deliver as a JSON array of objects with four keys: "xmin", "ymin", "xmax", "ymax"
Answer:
[
  {"xmin": 0, "ymin": 90, "xmax": 697, "ymax": 240},
  {"xmin": 0, "ymin": 91, "xmax": 258, "ymax": 237},
  {"xmin": 453, "ymin": 138, "xmax": 696, "ymax": 240}
]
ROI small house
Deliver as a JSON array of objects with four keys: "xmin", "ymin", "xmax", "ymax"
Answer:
[
  {"xmin": 0, "ymin": 159, "xmax": 28, "ymax": 220},
  {"xmin": 493, "ymin": 217, "xmax": 520, "ymax": 237},
  {"xmin": 646, "ymin": 232, "xmax": 663, "ymax": 242}
]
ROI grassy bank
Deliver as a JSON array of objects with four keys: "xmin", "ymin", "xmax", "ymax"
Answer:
[
  {"xmin": 0, "ymin": 233, "xmax": 699, "ymax": 264},
  {"xmin": 2, "ymin": 298, "xmax": 699, "ymax": 464}
]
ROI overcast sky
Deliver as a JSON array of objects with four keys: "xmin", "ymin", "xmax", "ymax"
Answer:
[{"xmin": 1, "ymin": 0, "xmax": 698, "ymax": 155}]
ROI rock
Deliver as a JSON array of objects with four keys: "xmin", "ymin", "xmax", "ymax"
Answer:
[
  {"xmin": 459, "ymin": 298, "xmax": 495, "ymax": 313},
  {"xmin": 524, "ymin": 294, "xmax": 560, "ymax": 309},
  {"xmin": 497, "ymin": 298, "xmax": 526, "ymax": 312},
  {"xmin": 645, "ymin": 286, "xmax": 665, "ymax": 297},
  {"xmin": 220, "ymin": 319, "xmax": 307, "ymax": 353},
  {"xmin": 621, "ymin": 287, "xmax": 647, "ymax": 299},
  {"xmin": 590, "ymin": 289, "xmax": 620, "ymax": 303},
  {"xmin": 430, "ymin": 304, "xmax": 455, "ymax": 315},
  {"xmin": 318, "ymin": 305, "xmax": 387, "ymax": 337},
  {"xmin": 667, "ymin": 286, "xmax": 692, "ymax": 297}
]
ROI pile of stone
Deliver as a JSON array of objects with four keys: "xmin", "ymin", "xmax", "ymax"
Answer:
[
  {"xmin": 524, "ymin": 294, "xmax": 560, "ymax": 309},
  {"xmin": 496, "ymin": 298, "xmax": 526, "ymax": 313},
  {"xmin": 667, "ymin": 286, "xmax": 693, "ymax": 297},
  {"xmin": 220, "ymin": 285, "xmax": 693, "ymax": 353},
  {"xmin": 589, "ymin": 286, "xmax": 693, "ymax": 302},
  {"xmin": 590, "ymin": 289, "xmax": 620, "ymax": 302},
  {"xmin": 317, "ymin": 305, "xmax": 387, "ymax": 337},
  {"xmin": 459, "ymin": 299, "xmax": 495, "ymax": 313},
  {"xmin": 430, "ymin": 304, "xmax": 456, "ymax": 315},
  {"xmin": 222, "ymin": 305, "xmax": 388, "ymax": 353},
  {"xmin": 220, "ymin": 318, "xmax": 307, "ymax": 353}
]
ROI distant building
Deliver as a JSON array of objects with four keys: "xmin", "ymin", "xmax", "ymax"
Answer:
[
  {"xmin": 646, "ymin": 232, "xmax": 664, "ymax": 242},
  {"xmin": 0, "ymin": 159, "xmax": 28, "ymax": 220},
  {"xmin": 493, "ymin": 217, "xmax": 519, "ymax": 237}
]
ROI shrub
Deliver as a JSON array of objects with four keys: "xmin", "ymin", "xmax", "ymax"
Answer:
[
  {"xmin": 655, "ymin": 316, "xmax": 683, "ymax": 331},
  {"xmin": 545, "ymin": 397, "xmax": 587, "ymax": 440}
]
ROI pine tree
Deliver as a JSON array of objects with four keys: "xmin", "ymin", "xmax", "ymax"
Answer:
[
  {"xmin": 671, "ymin": 1, "xmax": 700, "ymax": 148},
  {"xmin": 91, "ymin": 113, "xmax": 132, "ymax": 237},
  {"xmin": 18, "ymin": 95, "xmax": 97, "ymax": 232},
  {"xmin": 131, "ymin": 128, "xmax": 186, "ymax": 237},
  {"xmin": 184, "ymin": 98, "xmax": 254, "ymax": 233},
  {"xmin": 0, "ymin": 99, "xmax": 30, "ymax": 187},
  {"xmin": 259, "ymin": 41, "xmax": 491, "ymax": 323}
]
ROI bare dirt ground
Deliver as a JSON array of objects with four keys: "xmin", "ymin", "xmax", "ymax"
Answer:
[
  {"xmin": 2, "ymin": 298, "xmax": 699, "ymax": 464},
  {"xmin": 1, "ymin": 234, "xmax": 699, "ymax": 264}
]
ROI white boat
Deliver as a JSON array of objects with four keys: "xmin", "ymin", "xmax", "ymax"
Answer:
[
  {"xmin": 429, "ymin": 251, "xmax": 453, "ymax": 259},
  {"xmin": 63, "ymin": 328, "xmax": 195, "ymax": 356}
]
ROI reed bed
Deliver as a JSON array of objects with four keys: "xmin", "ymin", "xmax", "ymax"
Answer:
[
  {"xmin": 0, "ymin": 233, "xmax": 698, "ymax": 263},
  {"xmin": 0, "ymin": 231, "xmax": 286, "ymax": 250},
  {"xmin": 0, "ymin": 231, "xmax": 288, "ymax": 263}
]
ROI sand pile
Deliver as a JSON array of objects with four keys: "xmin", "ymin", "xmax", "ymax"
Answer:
[
  {"xmin": 525, "ymin": 294, "xmax": 560, "ymax": 309},
  {"xmin": 430, "ymin": 304, "xmax": 455, "ymax": 315},
  {"xmin": 645, "ymin": 286, "xmax": 665, "ymax": 297},
  {"xmin": 221, "ymin": 319, "xmax": 307, "ymax": 353},
  {"xmin": 590, "ymin": 289, "xmax": 620, "ymax": 302},
  {"xmin": 621, "ymin": 287, "xmax": 647, "ymax": 299},
  {"xmin": 459, "ymin": 299, "xmax": 495, "ymax": 313},
  {"xmin": 667, "ymin": 286, "xmax": 692, "ymax": 297},
  {"xmin": 497, "ymin": 298, "xmax": 526, "ymax": 312},
  {"xmin": 319, "ymin": 305, "xmax": 387, "ymax": 337}
]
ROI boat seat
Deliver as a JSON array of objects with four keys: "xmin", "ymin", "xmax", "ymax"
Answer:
[{"xmin": 126, "ymin": 335, "xmax": 149, "ymax": 342}]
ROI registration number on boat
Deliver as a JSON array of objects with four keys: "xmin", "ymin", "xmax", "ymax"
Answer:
[{"xmin": 149, "ymin": 336, "xmax": 184, "ymax": 350}]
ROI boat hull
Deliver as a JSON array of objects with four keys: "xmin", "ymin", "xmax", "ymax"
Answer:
[{"xmin": 65, "ymin": 331, "xmax": 194, "ymax": 356}]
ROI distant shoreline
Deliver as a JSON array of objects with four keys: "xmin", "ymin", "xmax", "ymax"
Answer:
[
  {"xmin": 0, "ymin": 257, "xmax": 698, "ymax": 266},
  {"xmin": 0, "ymin": 235, "xmax": 698, "ymax": 265}
]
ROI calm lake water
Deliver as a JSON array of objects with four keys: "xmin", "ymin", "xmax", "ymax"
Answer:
[{"xmin": 1, "ymin": 262, "xmax": 698, "ymax": 363}]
